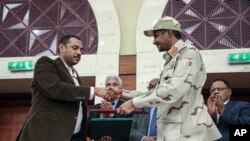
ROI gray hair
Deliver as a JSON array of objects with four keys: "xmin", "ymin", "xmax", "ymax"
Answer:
[{"xmin": 105, "ymin": 75, "xmax": 122, "ymax": 87}]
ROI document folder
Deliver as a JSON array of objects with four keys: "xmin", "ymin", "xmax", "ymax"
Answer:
[
  {"xmin": 90, "ymin": 109, "xmax": 148, "ymax": 114},
  {"xmin": 89, "ymin": 118, "xmax": 133, "ymax": 141}
]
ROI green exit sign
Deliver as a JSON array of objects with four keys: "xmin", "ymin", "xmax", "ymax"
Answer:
[
  {"xmin": 8, "ymin": 61, "xmax": 34, "ymax": 71},
  {"xmin": 228, "ymin": 52, "xmax": 250, "ymax": 64}
]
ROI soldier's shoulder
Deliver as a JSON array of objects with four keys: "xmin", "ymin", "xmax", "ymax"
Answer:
[{"xmin": 179, "ymin": 45, "xmax": 201, "ymax": 59}]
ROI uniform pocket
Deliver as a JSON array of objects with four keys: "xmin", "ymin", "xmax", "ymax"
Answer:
[
  {"xmin": 174, "ymin": 59, "xmax": 190, "ymax": 77},
  {"xmin": 159, "ymin": 120, "xmax": 182, "ymax": 141},
  {"xmin": 162, "ymin": 113, "xmax": 182, "ymax": 123}
]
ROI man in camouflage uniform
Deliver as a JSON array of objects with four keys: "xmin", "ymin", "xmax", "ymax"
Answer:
[{"xmin": 116, "ymin": 16, "xmax": 221, "ymax": 141}]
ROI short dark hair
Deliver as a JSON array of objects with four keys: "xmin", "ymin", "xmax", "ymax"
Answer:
[
  {"xmin": 158, "ymin": 29, "xmax": 181, "ymax": 39},
  {"xmin": 59, "ymin": 35, "xmax": 81, "ymax": 45},
  {"xmin": 212, "ymin": 79, "xmax": 231, "ymax": 88},
  {"xmin": 172, "ymin": 30, "xmax": 181, "ymax": 39}
]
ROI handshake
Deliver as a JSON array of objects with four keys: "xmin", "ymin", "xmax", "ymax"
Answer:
[{"xmin": 94, "ymin": 87, "xmax": 122, "ymax": 102}]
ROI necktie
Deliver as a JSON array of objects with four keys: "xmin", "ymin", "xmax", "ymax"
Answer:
[
  {"xmin": 112, "ymin": 102, "xmax": 115, "ymax": 110},
  {"xmin": 148, "ymin": 108, "xmax": 157, "ymax": 136}
]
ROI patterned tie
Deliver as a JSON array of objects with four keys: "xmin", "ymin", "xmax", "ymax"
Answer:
[{"xmin": 148, "ymin": 108, "xmax": 157, "ymax": 136}]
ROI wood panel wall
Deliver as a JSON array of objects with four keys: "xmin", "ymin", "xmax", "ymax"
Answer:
[
  {"xmin": 0, "ymin": 106, "xmax": 30, "ymax": 141},
  {"xmin": 119, "ymin": 55, "xmax": 136, "ymax": 90}
]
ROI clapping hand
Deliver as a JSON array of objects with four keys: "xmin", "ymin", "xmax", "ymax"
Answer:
[
  {"xmin": 207, "ymin": 94, "xmax": 216, "ymax": 115},
  {"xmin": 100, "ymin": 99, "xmax": 113, "ymax": 110},
  {"xmin": 100, "ymin": 100, "xmax": 114, "ymax": 118},
  {"xmin": 215, "ymin": 95, "xmax": 224, "ymax": 115}
]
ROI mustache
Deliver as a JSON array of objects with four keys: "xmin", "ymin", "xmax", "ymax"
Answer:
[{"xmin": 74, "ymin": 55, "xmax": 81, "ymax": 60}]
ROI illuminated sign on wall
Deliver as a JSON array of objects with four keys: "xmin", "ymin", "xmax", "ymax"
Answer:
[
  {"xmin": 228, "ymin": 52, "xmax": 250, "ymax": 64},
  {"xmin": 8, "ymin": 61, "xmax": 34, "ymax": 71}
]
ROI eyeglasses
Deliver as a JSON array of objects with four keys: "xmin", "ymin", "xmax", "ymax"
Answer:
[{"xmin": 210, "ymin": 87, "xmax": 228, "ymax": 93}]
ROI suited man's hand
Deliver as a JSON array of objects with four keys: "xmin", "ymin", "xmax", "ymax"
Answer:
[
  {"xmin": 94, "ymin": 87, "xmax": 116, "ymax": 101},
  {"xmin": 116, "ymin": 99, "xmax": 135, "ymax": 115},
  {"xmin": 108, "ymin": 87, "xmax": 122, "ymax": 98}
]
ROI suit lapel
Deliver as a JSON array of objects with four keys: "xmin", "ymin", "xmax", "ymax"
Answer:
[
  {"xmin": 218, "ymin": 101, "xmax": 234, "ymax": 126},
  {"xmin": 116, "ymin": 100, "xmax": 123, "ymax": 108},
  {"xmin": 225, "ymin": 100, "xmax": 234, "ymax": 110},
  {"xmin": 75, "ymin": 71, "xmax": 82, "ymax": 85},
  {"xmin": 55, "ymin": 58, "xmax": 75, "ymax": 85}
]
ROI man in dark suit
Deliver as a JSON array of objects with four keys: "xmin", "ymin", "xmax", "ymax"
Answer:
[
  {"xmin": 207, "ymin": 79, "xmax": 250, "ymax": 141},
  {"xmin": 16, "ymin": 35, "xmax": 116, "ymax": 141},
  {"xmin": 130, "ymin": 78, "xmax": 159, "ymax": 141}
]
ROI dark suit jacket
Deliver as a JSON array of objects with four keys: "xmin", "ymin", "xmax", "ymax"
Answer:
[
  {"xmin": 130, "ymin": 107, "xmax": 151, "ymax": 141},
  {"xmin": 16, "ymin": 57, "xmax": 91, "ymax": 141},
  {"xmin": 213, "ymin": 100, "xmax": 250, "ymax": 141}
]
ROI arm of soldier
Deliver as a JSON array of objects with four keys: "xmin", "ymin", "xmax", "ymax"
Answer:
[
  {"xmin": 120, "ymin": 90, "xmax": 146, "ymax": 101},
  {"xmin": 133, "ymin": 49, "xmax": 206, "ymax": 108}
]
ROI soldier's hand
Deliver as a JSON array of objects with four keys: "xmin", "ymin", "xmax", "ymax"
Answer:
[{"xmin": 116, "ymin": 99, "xmax": 135, "ymax": 115}]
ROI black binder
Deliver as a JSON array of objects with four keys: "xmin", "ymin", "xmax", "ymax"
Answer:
[{"xmin": 89, "ymin": 118, "xmax": 133, "ymax": 141}]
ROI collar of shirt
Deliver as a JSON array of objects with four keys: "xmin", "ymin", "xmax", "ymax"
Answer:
[
  {"xmin": 112, "ymin": 99, "xmax": 119, "ymax": 109},
  {"xmin": 61, "ymin": 58, "xmax": 77, "ymax": 78},
  {"xmin": 224, "ymin": 99, "xmax": 229, "ymax": 105},
  {"xmin": 163, "ymin": 39, "xmax": 185, "ymax": 60}
]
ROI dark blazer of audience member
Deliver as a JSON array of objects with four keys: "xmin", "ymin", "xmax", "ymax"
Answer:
[{"xmin": 207, "ymin": 79, "xmax": 250, "ymax": 141}]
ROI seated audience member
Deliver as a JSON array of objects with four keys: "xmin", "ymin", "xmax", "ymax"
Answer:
[
  {"xmin": 207, "ymin": 79, "xmax": 250, "ymax": 141},
  {"xmin": 88, "ymin": 75, "xmax": 133, "ymax": 141},
  {"xmin": 130, "ymin": 78, "xmax": 159, "ymax": 141},
  {"xmin": 89, "ymin": 75, "xmax": 132, "ymax": 118}
]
